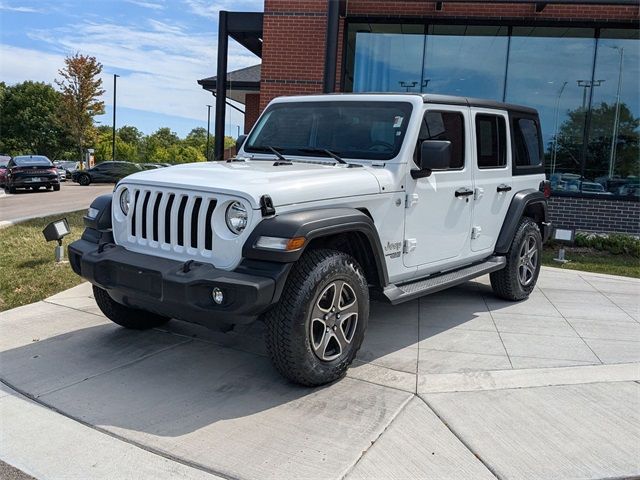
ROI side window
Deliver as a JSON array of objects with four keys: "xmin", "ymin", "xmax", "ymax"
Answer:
[
  {"xmin": 476, "ymin": 114, "xmax": 507, "ymax": 169},
  {"xmin": 513, "ymin": 118, "xmax": 542, "ymax": 167},
  {"xmin": 416, "ymin": 111, "xmax": 465, "ymax": 169}
]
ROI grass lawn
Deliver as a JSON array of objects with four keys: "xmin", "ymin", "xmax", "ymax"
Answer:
[
  {"xmin": 0, "ymin": 210, "xmax": 85, "ymax": 312},
  {"xmin": 542, "ymin": 246, "xmax": 640, "ymax": 279}
]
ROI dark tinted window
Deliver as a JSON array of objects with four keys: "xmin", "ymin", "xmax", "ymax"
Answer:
[
  {"xmin": 246, "ymin": 101, "xmax": 413, "ymax": 161},
  {"xmin": 13, "ymin": 155, "xmax": 52, "ymax": 167},
  {"xmin": 513, "ymin": 118, "xmax": 542, "ymax": 167},
  {"xmin": 417, "ymin": 111, "xmax": 465, "ymax": 169},
  {"xmin": 476, "ymin": 114, "xmax": 507, "ymax": 168}
]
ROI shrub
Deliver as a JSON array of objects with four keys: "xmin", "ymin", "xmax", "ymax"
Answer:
[{"xmin": 574, "ymin": 232, "xmax": 640, "ymax": 258}]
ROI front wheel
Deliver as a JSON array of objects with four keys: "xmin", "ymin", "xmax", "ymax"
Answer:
[
  {"xmin": 265, "ymin": 249, "xmax": 369, "ymax": 386},
  {"xmin": 93, "ymin": 285, "xmax": 170, "ymax": 330},
  {"xmin": 490, "ymin": 217, "xmax": 542, "ymax": 301}
]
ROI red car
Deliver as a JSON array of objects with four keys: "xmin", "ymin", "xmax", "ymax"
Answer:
[{"xmin": 0, "ymin": 155, "xmax": 10, "ymax": 188}]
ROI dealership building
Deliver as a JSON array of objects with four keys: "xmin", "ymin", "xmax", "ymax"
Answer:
[{"xmin": 199, "ymin": 0, "xmax": 639, "ymax": 234}]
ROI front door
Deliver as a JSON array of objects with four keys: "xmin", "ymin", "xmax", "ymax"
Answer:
[
  {"xmin": 469, "ymin": 108, "xmax": 514, "ymax": 253},
  {"xmin": 403, "ymin": 106, "xmax": 473, "ymax": 268}
]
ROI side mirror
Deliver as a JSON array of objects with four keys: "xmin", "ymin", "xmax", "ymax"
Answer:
[
  {"xmin": 236, "ymin": 134, "xmax": 247, "ymax": 151},
  {"xmin": 411, "ymin": 140, "xmax": 452, "ymax": 179}
]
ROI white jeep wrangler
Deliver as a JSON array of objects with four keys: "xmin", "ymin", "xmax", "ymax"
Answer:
[{"xmin": 70, "ymin": 94, "xmax": 551, "ymax": 386}]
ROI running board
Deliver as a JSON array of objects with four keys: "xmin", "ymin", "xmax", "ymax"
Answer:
[{"xmin": 383, "ymin": 256, "xmax": 506, "ymax": 305}]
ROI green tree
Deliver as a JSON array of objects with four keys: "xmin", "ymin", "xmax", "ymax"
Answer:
[
  {"xmin": 553, "ymin": 102, "xmax": 639, "ymax": 180},
  {"xmin": 167, "ymin": 144, "xmax": 206, "ymax": 163},
  {"xmin": 0, "ymin": 81, "xmax": 72, "ymax": 158},
  {"xmin": 56, "ymin": 53, "xmax": 105, "ymax": 161},
  {"xmin": 118, "ymin": 125, "xmax": 143, "ymax": 146}
]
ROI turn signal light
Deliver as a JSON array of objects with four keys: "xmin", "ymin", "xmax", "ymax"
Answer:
[{"xmin": 286, "ymin": 237, "xmax": 306, "ymax": 251}]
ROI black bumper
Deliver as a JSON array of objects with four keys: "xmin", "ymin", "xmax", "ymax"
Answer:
[
  {"xmin": 68, "ymin": 238, "xmax": 291, "ymax": 325},
  {"xmin": 11, "ymin": 176, "xmax": 59, "ymax": 188}
]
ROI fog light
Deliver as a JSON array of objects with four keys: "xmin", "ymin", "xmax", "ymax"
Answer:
[{"xmin": 212, "ymin": 287, "xmax": 224, "ymax": 305}]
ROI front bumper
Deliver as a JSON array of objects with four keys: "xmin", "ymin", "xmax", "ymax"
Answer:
[{"xmin": 68, "ymin": 238, "xmax": 290, "ymax": 325}]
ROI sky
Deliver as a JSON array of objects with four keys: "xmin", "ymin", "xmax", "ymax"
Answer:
[{"xmin": 0, "ymin": 0, "xmax": 263, "ymax": 137}]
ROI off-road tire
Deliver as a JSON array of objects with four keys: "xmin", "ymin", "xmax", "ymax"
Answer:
[
  {"xmin": 265, "ymin": 249, "xmax": 369, "ymax": 387},
  {"xmin": 78, "ymin": 174, "xmax": 91, "ymax": 186},
  {"xmin": 490, "ymin": 217, "xmax": 542, "ymax": 301},
  {"xmin": 93, "ymin": 285, "xmax": 170, "ymax": 330}
]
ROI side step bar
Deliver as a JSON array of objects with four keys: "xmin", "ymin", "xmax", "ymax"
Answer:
[{"xmin": 383, "ymin": 256, "xmax": 506, "ymax": 305}]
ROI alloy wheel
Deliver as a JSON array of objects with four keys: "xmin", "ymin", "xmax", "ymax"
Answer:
[
  {"xmin": 518, "ymin": 235, "xmax": 538, "ymax": 287},
  {"xmin": 309, "ymin": 280, "xmax": 359, "ymax": 362}
]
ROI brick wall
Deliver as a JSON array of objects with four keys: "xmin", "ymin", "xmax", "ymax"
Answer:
[
  {"xmin": 244, "ymin": 93, "xmax": 261, "ymax": 132},
  {"xmin": 549, "ymin": 196, "xmax": 640, "ymax": 235}
]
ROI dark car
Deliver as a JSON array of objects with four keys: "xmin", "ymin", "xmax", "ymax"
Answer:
[
  {"xmin": 0, "ymin": 155, "xmax": 10, "ymax": 187},
  {"xmin": 5, "ymin": 155, "xmax": 60, "ymax": 193},
  {"xmin": 72, "ymin": 161, "xmax": 143, "ymax": 186}
]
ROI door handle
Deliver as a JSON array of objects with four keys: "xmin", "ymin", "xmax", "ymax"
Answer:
[
  {"xmin": 497, "ymin": 184, "xmax": 512, "ymax": 193},
  {"xmin": 455, "ymin": 187, "xmax": 474, "ymax": 198}
]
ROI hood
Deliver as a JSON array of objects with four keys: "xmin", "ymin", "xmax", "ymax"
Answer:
[{"xmin": 119, "ymin": 160, "xmax": 382, "ymax": 209}]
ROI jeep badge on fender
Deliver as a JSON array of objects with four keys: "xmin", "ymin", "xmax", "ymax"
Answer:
[{"xmin": 69, "ymin": 93, "xmax": 551, "ymax": 386}]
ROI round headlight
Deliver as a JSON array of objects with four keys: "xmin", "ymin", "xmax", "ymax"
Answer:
[
  {"xmin": 225, "ymin": 201, "xmax": 248, "ymax": 234},
  {"xmin": 119, "ymin": 188, "xmax": 130, "ymax": 215}
]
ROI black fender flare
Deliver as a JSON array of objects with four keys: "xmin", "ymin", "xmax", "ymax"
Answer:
[
  {"xmin": 242, "ymin": 208, "xmax": 389, "ymax": 286},
  {"xmin": 495, "ymin": 189, "xmax": 549, "ymax": 254}
]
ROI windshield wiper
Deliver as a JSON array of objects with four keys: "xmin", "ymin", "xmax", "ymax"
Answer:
[
  {"xmin": 298, "ymin": 148, "xmax": 347, "ymax": 164},
  {"xmin": 250, "ymin": 145, "xmax": 289, "ymax": 162}
]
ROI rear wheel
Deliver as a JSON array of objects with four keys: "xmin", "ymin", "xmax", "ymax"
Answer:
[
  {"xmin": 53, "ymin": 184, "xmax": 60, "ymax": 191},
  {"xmin": 93, "ymin": 285, "xmax": 170, "ymax": 330},
  {"xmin": 265, "ymin": 249, "xmax": 369, "ymax": 386},
  {"xmin": 78, "ymin": 174, "xmax": 90, "ymax": 186},
  {"xmin": 491, "ymin": 217, "xmax": 542, "ymax": 301}
]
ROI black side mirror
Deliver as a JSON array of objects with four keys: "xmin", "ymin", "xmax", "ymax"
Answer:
[
  {"xmin": 236, "ymin": 134, "xmax": 247, "ymax": 150},
  {"xmin": 411, "ymin": 140, "xmax": 452, "ymax": 179}
]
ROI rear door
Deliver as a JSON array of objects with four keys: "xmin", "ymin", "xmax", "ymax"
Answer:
[
  {"xmin": 403, "ymin": 105, "xmax": 473, "ymax": 268},
  {"xmin": 469, "ymin": 109, "xmax": 514, "ymax": 253}
]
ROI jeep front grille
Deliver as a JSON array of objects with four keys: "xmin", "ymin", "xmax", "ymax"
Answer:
[{"xmin": 127, "ymin": 188, "xmax": 218, "ymax": 253}]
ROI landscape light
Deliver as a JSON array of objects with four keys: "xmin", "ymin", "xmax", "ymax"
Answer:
[
  {"xmin": 42, "ymin": 218, "xmax": 71, "ymax": 263},
  {"xmin": 552, "ymin": 228, "xmax": 575, "ymax": 264}
]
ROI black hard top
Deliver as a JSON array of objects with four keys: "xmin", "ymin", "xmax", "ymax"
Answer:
[
  {"xmin": 320, "ymin": 92, "xmax": 538, "ymax": 116},
  {"xmin": 420, "ymin": 93, "xmax": 538, "ymax": 116}
]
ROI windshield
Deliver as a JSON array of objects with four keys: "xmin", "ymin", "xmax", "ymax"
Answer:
[
  {"xmin": 13, "ymin": 155, "xmax": 52, "ymax": 167},
  {"xmin": 245, "ymin": 101, "xmax": 413, "ymax": 161}
]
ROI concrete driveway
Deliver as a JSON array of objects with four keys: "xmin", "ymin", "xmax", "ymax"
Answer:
[
  {"xmin": 0, "ymin": 183, "xmax": 113, "ymax": 226},
  {"xmin": 1, "ymin": 267, "xmax": 639, "ymax": 479}
]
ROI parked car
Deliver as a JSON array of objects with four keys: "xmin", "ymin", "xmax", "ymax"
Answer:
[
  {"xmin": 0, "ymin": 154, "xmax": 10, "ymax": 187},
  {"xmin": 140, "ymin": 163, "xmax": 167, "ymax": 170},
  {"xmin": 56, "ymin": 166, "xmax": 67, "ymax": 182},
  {"xmin": 5, "ymin": 155, "xmax": 60, "ymax": 193},
  {"xmin": 70, "ymin": 93, "xmax": 551, "ymax": 386},
  {"xmin": 55, "ymin": 160, "xmax": 80, "ymax": 175},
  {"xmin": 72, "ymin": 161, "xmax": 142, "ymax": 186}
]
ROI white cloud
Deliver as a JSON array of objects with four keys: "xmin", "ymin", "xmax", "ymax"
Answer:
[
  {"xmin": 8, "ymin": 18, "xmax": 259, "ymax": 123},
  {"xmin": 183, "ymin": 0, "xmax": 262, "ymax": 19},
  {"xmin": 124, "ymin": 0, "xmax": 165, "ymax": 10},
  {"xmin": 0, "ymin": 2, "xmax": 43, "ymax": 13}
]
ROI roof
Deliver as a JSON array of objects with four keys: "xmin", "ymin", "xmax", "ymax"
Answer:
[{"xmin": 198, "ymin": 64, "xmax": 261, "ymax": 90}]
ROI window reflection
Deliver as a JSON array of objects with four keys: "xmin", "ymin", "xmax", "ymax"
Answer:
[
  {"xmin": 587, "ymin": 29, "xmax": 640, "ymax": 198},
  {"xmin": 423, "ymin": 25, "xmax": 508, "ymax": 99},
  {"xmin": 346, "ymin": 23, "xmax": 639, "ymax": 198}
]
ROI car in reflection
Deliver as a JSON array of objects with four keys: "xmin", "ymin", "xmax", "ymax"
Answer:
[
  {"xmin": 71, "ymin": 161, "xmax": 143, "ymax": 186},
  {"xmin": 0, "ymin": 154, "xmax": 10, "ymax": 187},
  {"xmin": 580, "ymin": 181, "xmax": 612, "ymax": 195},
  {"xmin": 4, "ymin": 155, "xmax": 60, "ymax": 193}
]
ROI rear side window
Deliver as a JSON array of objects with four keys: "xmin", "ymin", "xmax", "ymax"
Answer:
[
  {"xmin": 513, "ymin": 118, "xmax": 542, "ymax": 167},
  {"xmin": 476, "ymin": 114, "xmax": 507, "ymax": 169},
  {"xmin": 417, "ymin": 111, "xmax": 465, "ymax": 169}
]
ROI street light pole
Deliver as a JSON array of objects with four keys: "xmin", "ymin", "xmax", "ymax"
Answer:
[
  {"xmin": 112, "ymin": 74, "xmax": 120, "ymax": 161},
  {"xmin": 206, "ymin": 104, "xmax": 213, "ymax": 161},
  {"xmin": 608, "ymin": 46, "xmax": 624, "ymax": 179},
  {"xmin": 551, "ymin": 81, "xmax": 568, "ymax": 175}
]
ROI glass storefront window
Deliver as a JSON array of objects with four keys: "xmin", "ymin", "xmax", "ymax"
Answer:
[
  {"xmin": 346, "ymin": 22, "xmax": 639, "ymax": 198},
  {"xmin": 586, "ymin": 29, "xmax": 640, "ymax": 198},
  {"xmin": 505, "ymin": 27, "xmax": 596, "ymax": 194},
  {"xmin": 350, "ymin": 24, "xmax": 426, "ymax": 93},
  {"xmin": 423, "ymin": 25, "xmax": 508, "ymax": 99}
]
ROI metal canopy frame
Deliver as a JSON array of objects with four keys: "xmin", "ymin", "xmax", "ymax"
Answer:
[{"xmin": 214, "ymin": 11, "xmax": 263, "ymax": 160}]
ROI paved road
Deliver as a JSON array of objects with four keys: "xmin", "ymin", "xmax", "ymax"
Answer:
[
  {"xmin": 1, "ymin": 268, "xmax": 639, "ymax": 479},
  {"xmin": 0, "ymin": 182, "xmax": 113, "ymax": 225}
]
